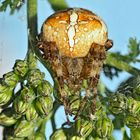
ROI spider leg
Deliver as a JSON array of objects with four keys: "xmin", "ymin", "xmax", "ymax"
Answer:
[
  {"xmin": 62, "ymin": 92, "xmax": 71, "ymax": 125},
  {"xmin": 38, "ymin": 41, "xmax": 71, "ymax": 124},
  {"xmin": 75, "ymin": 43, "xmax": 105, "ymax": 119},
  {"xmin": 58, "ymin": 77, "xmax": 71, "ymax": 125},
  {"xmin": 89, "ymin": 75, "xmax": 100, "ymax": 114},
  {"xmin": 74, "ymin": 89, "xmax": 90, "ymax": 120},
  {"xmin": 105, "ymin": 39, "xmax": 113, "ymax": 51},
  {"xmin": 74, "ymin": 75, "xmax": 99, "ymax": 120}
]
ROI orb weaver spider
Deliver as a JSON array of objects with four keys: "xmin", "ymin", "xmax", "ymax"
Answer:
[{"xmin": 38, "ymin": 8, "xmax": 113, "ymax": 122}]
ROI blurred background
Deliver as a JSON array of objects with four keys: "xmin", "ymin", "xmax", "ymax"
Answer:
[{"xmin": 0, "ymin": 0, "xmax": 140, "ymax": 139}]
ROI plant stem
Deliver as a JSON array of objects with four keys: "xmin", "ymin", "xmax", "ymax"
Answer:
[
  {"xmin": 26, "ymin": 0, "xmax": 38, "ymax": 62},
  {"xmin": 26, "ymin": 3, "xmax": 59, "ymax": 131},
  {"xmin": 38, "ymin": 119, "xmax": 47, "ymax": 134},
  {"xmin": 27, "ymin": 0, "xmax": 38, "ymax": 39},
  {"xmin": 26, "ymin": 0, "xmax": 56, "ymax": 80},
  {"xmin": 51, "ymin": 101, "xmax": 59, "ymax": 132},
  {"xmin": 106, "ymin": 52, "xmax": 140, "ymax": 76}
]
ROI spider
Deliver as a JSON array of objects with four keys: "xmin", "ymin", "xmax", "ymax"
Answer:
[{"xmin": 38, "ymin": 8, "xmax": 113, "ymax": 122}]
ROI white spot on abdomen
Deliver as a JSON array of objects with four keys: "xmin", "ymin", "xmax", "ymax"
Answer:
[
  {"xmin": 54, "ymin": 31, "xmax": 58, "ymax": 36},
  {"xmin": 70, "ymin": 12, "xmax": 78, "ymax": 25},
  {"xmin": 79, "ymin": 21, "xmax": 89, "ymax": 24},
  {"xmin": 59, "ymin": 20, "xmax": 67, "ymax": 24},
  {"xmin": 48, "ymin": 26, "xmax": 52, "ymax": 30},
  {"xmin": 70, "ymin": 47, "xmax": 73, "ymax": 52},
  {"xmin": 64, "ymin": 37, "xmax": 67, "ymax": 41},
  {"xmin": 67, "ymin": 11, "xmax": 78, "ymax": 52},
  {"xmin": 84, "ymin": 28, "xmax": 88, "ymax": 31},
  {"xmin": 68, "ymin": 26, "xmax": 75, "ymax": 47}
]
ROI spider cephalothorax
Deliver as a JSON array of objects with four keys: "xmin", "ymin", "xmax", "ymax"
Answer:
[{"xmin": 38, "ymin": 8, "xmax": 113, "ymax": 121}]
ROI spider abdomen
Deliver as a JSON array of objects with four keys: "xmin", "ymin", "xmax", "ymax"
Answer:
[{"xmin": 41, "ymin": 8, "xmax": 108, "ymax": 58}]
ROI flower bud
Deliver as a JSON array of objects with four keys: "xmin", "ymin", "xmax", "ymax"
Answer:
[
  {"xmin": 82, "ymin": 80, "xmax": 88, "ymax": 89},
  {"xmin": 53, "ymin": 84, "xmax": 71, "ymax": 103},
  {"xmin": 127, "ymin": 97, "xmax": 140, "ymax": 115},
  {"xmin": 94, "ymin": 137, "xmax": 107, "ymax": 140},
  {"xmin": 125, "ymin": 114, "xmax": 140, "ymax": 129},
  {"xmin": 35, "ymin": 96, "xmax": 53, "ymax": 116},
  {"xmin": 108, "ymin": 93, "xmax": 127, "ymax": 114},
  {"xmin": 76, "ymin": 118, "xmax": 94, "ymax": 138},
  {"xmin": 50, "ymin": 129, "xmax": 67, "ymax": 140},
  {"xmin": 69, "ymin": 95, "xmax": 80, "ymax": 115},
  {"xmin": 20, "ymin": 86, "xmax": 35, "ymax": 103},
  {"xmin": 87, "ymin": 136, "xmax": 102, "ymax": 140},
  {"xmin": 33, "ymin": 132, "xmax": 46, "ymax": 140},
  {"xmin": 0, "ymin": 84, "xmax": 7, "ymax": 92},
  {"xmin": 87, "ymin": 136, "xmax": 113, "ymax": 140},
  {"xmin": 87, "ymin": 136, "xmax": 94, "ymax": 140},
  {"xmin": 37, "ymin": 80, "xmax": 53, "ymax": 96},
  {"xmin": 14, "ymin": 119, "xmax": 34, "ymax": 138},
  {"xmin": 0, "ymin": 108, "xmax": 17, "ymax": 126},
  {"xmin": 3, "ymin": 71, "xmax": 19, "ymax": 86},
  {"xmin": 7, "ymin": 136, "xmax": 24, "ymax": 140},
  {"xmin": 26, "ymin": 103, "xmax": 38, "ymax": 121},
  {"xmin": 14, "ymin": 96, "xmax": 29, "ymax": 115},
  {"xmin": 133, "ymin": 84, "xmax": 140, "ymax": 100},
  {"xmin": 85, "ymin": 101, "xmax": 104, "ymax": 121},
  {"xmin": 13, "ymin": 60, "xmax": 28, "ymax": 77},
  {"xmin": 96, "ymin": 117, "xmax": 113, "ymax": 138},
  {"xmin": 0, "ymin": 107, "xmax": 2, "ymax": 113},
  {"xmin": 27, "ymin": 52, "xmax": 37, "ymax": 69},
  {"xmin": 0, "ymin": 86, "xmax": 13, "ymax": 106},
  {"xmin": 70, "ymin": 136, "xmax": 85, "ymax": 140},
  {"xmin": 27, "ymin": 69, "xmax": 45, "ymax": 87}
]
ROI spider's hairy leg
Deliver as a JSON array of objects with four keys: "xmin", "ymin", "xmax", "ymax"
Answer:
[
  {"xmin": 105, "ymin": 39, "xmax": 113, "ymax": 51},
  {"xmin": 42, "ymin": 41, "xmax": 59, "ymax": 60},
  {"xmin": 89, "ymin": 43, "xmax": 106, "ymax": 114},
  {"xmin": 36, "ymin": 33, "xmax": 44, "ymax": 51},
  {"xmin": 52, "ymin": 60, "xmax": 71, "ymax": 124},
  {"xmin": 74, "ymin": 89, "xmax": 90, "ymax": 120},
  {"xmin": 38, "ymin": 41, "xmax": 71, "ymax": 124},
  {"xmin": 89, "ymin": 75, "xmax": 100, "ymax": 114},
  {"xmin": 57, "ymin": 77, "xmax": 71, "ymax": 125},
  {"xmin": 74, "ymin": 43, "xmax": 106, "ymax": 119}
]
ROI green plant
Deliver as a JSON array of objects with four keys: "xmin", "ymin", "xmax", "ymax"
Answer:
[{"xmin": 0, "ymin": 0, "xmax": 140, "ymax": 140}]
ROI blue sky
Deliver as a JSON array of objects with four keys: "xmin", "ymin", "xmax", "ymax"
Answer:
[{"xmin": 0, "ymin": 0, "xmax": 140, "ymax": 139}]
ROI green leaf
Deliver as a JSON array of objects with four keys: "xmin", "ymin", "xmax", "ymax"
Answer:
[
  {"xmin": 103, "ymin": 64, "xmax": 122, "ymax": 79},
  {"xmin": 106, "ymin": 52, "xmax": 140, "ymax": 76},
  {"xmin": 112, "ymin": 38, "xmax": 140, "ymax": 63},
  {"xmin": 0, "ymin": 0, "xmax": 24, "ymax": 14},
  {"xmin": 48, "ymin": 0, "xmax": 68, "ymax": 11},
  {"xmin": 0, "ymin": 0, "xmax": 11, "ymax": 12},
  {"xmin": 128, "ymin": 38, "xmax": 140, "ymax": 59}
]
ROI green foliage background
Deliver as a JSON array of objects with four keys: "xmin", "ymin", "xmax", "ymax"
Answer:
[{"xmin": 0, "ymin": 0, "xmax": 140, "ymax": 140}]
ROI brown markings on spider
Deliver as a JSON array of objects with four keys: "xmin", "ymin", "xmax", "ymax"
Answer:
[{"xmin": 38, "ymin": 8, "xmax": 113, "ymax": 122}]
